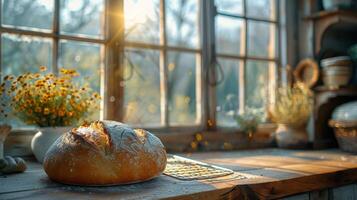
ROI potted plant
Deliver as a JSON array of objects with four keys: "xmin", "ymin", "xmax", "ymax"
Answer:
[
  {"xmin": 0, "ymin": 66, "xmax": 101, "ymax": 163},
  {"xmin": 269, "ymin": 83, "xmax": 313, "ymax": 149},
  {"xmin": 235, "ymin": 108, "xmax": 262, "ymax": 140},
  {"xmin": 0, "ymin": 124, "xmax": 11, "ymax": 159},
  {"xmin": 0, "ymin": 78, "xmax": 12, "ymax": 160}
]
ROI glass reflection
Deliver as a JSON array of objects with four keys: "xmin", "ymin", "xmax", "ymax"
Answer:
[
  {"xmin": 1, "ymin": 0, "xmax": 54, "ymax": 31},
  {"xmin": 166, "ymin": 0, "xmax": 199, "ymax": 48},
  {"xmin": 60, "ymin": 0, "xmax": 105, "ymax": 38}
]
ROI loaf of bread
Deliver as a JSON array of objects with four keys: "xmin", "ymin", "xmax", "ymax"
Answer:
[{"xmin": 43, "ymin": 120, "xmax": 167, "ymax": 185}]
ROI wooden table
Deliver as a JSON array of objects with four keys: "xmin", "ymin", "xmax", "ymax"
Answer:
[{"xmin": 1, "ymin": 148, "xmax": 357, "ymax": 200}]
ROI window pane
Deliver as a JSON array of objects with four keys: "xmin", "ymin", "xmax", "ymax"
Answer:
[
  {"xmin": 216, "ymin": 58, "xmax": 242, "ymax": 127},
  {"xmin": 1, "ymin": 34, "xmax": 52, "ymax": 127},
  {"xmin": 124, "ymin": 0, "xmax": 160, "ymax": 44},
  {"xmin": 245, "ymin": 60, "xmax": 274, "ymax": 112},
  {"xmin": 215, "ymin": 0, "xmax": 243, "ymax": 15},
  {"xmin": 1, "ymin": 0, "xmax": 54, "ymax": 31},
  {"xmin": 60, "ymin": 0, "xmax": 105, "ymax": 38},
  {"xmin": 246, "ymin": 0, "xmax": 276, "ymax": 20},
  {"xmin": 123, "ymin": 48, "xmax": 161, "ymax": 126},
  {"xmin": 166, "ymin": 0, "xmax": 199, "ymax": 48},
  {"xmin": 216, "ymin": 16, "xmax": 244, "ymax": 56},
  {"xmin": 1, "ymin": 34, "xmax": 52, "ymax": 76},
  {"xmin": 59, "ymin": 40, "xmax": 103, "ymax": 93},
  {"xmin": 167, "ymin": 51, "xmax": 198, "ymax": 125},
  {"xmin": 59, "ymin": 40, "xmax": 103, "ymax": 121},
  {"xmin": 247, "ymin": 21, "xmax": 276, "ymax": 58}
]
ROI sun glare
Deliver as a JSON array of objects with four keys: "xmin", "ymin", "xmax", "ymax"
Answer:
[
  {"xmin": 37, "ymin": 0, "xmax": 54, "ymax": 10},
  {"xmin": 124, "ymin": 0, "xmax": 157, "ymax": 26},
  {"xmin": 67, "ymin": 1, "xmax": 83, "ymax": 11}
]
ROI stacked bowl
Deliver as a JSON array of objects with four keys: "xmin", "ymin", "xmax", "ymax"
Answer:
[
  {"xmin": 329, "ymin": 101, "xmax": 357, "ymax": 153},
  {"xmin": 321, "ymin": 56, "xmax": 353, "ymax": 89}
]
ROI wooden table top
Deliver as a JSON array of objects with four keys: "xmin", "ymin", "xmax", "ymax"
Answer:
[{"xmin": 1, "ymin": 148, "xmax": 357, "ymax": 200}]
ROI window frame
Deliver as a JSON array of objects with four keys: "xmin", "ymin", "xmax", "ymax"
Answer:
[
  {"xmin": 115, "ymin": 0, "xmax": 205, "ymax": 132},
  {"xmin": 212, "ymin": 0, "xmax": 281, "ymax": 130},
  {"xmin": 0, "ymin": 0, "xmax": 107, "ymax": 73},
  {"xmin": 0, "ymin": 0, "xmax": 285, "ymax": 136}
]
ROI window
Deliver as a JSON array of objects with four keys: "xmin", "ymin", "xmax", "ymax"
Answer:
[
  {"xmin": 215, "ymin": 0, "xmax": 278, "ymax": 127},
  {"xmin": 0, "ymin": 0, "xmax": 105, "ymax": 126},
  {"xmin": 1, "ymin": 0, "xmax": 281, "ymax": 132},
  {"xmin": 122, "ymin": 0, "xmax": 201, "ymax": 128}
]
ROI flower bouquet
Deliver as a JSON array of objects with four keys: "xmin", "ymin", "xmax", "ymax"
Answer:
[{"xmin": 0, "ymin": 66, "xmax": 101, "ymax": 162}]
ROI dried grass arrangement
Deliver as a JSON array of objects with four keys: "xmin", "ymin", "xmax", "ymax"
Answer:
[{"xmin": 270, "ymin": 83, "xmax": 313, "ymax": 127}]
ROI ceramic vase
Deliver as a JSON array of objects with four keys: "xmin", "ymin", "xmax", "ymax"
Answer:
[
  {"xmin": 275, "ymin": 124, "xmax": 308, "ymax": 149},
  {"xmin": 0, "ymin": 124, "xmax": 11, "ymax": 159},
  {"xmin": 31, "ymin": 127, "xmax": 71, "ymax": 163},
  {"xmin": 322, "ymin": 0, "xmax": 355, "ymax": 10}
]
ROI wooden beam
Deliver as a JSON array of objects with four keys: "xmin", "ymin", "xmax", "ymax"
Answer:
[{"xmin": 103, "ymin": 0, "xmax": 124, "ymax": 121}]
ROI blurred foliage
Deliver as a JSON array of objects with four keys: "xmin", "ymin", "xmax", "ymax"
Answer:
[
  {"xmin": 235, "ymin": 108, "xmax": 263, "ymax": 135},
  {"xmin": 122, "ymin": 49, "xmax": 161, "ymax": 125},
  {"xmin": 123, "ymin": 0, "xmax": 199, "ymax": 126}
]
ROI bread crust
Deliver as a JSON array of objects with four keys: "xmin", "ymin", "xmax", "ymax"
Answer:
[{"xmin": 43, "ymin": 120, "xmax": 167, "ymax": 185}]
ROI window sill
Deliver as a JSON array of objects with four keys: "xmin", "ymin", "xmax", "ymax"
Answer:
[
  {"xmin": 4, "ymin": 123, "xmax": 277, "ymax": 156},
  {"xmin": 157, "ymin": 125, "xmax": 276, "ymax": 152}
]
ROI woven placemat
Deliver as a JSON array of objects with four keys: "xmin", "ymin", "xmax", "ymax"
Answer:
[{"xmin": 164, "ymin": 154, "xmax": 245, "ymax": 181}]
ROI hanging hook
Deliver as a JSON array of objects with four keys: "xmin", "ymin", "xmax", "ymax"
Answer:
[{"xmin": 208, "ymin": 54, "xmax": 225, "ymax": 86}]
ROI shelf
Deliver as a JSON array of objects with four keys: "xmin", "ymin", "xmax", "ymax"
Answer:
[
  {"xmin": 303, "ymin": 10, "xmax": 357, "ymax": 55},
  {"xmin": 304, "ymin": 10, "xmax": 357, "ymax": 21},
  {"xmin": 314, "ymin": 85, "xmax": 357, "ymax": 93}
]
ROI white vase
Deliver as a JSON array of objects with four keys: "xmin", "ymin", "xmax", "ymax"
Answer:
[
  {"xmin": 275, "ymin": 124, "xmax": 309, "ymax": 149},
  {"xmin": 0, "ymin": 125, "xmax": 11, "ymax": 159},
  {"xmin": 31, "ymin": 127, "xmax": 71, "ymax": 163}
]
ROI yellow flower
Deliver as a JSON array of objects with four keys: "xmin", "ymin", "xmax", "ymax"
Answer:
[
  {"xmin": 39, "ymin": 66, "xmax": 47, "ymax": 72},
  {"xmin": 190, "ymin": 141, "xmax": 198, "ymax": 150},
  {"xmin": 195, "ymin": 133, "xmax": 203, "ymax": 142},
  {"xmin": 58, "ymin": 110, "xmax": 65, "ymax": 117},
  {"xmin": 60, "ymin": 68, "xmax": 78, "ymax": 76},
  {"xmin": 43, "ymin": 108, "xmax": 50, "ymax": 115},
  {"xmin": 60, "ymin": 87, "xmax": 67, "ymax": 91}
]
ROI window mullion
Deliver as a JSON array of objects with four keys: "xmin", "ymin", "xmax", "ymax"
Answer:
[
  {"xmin": 277, "ymin": 0, "xmax": 283, "ymax": 84},
  {"xmin": 216, "ymin": 12, "xmax": 278, "ymax": 24},
  {"xmin": 269, "ymin": 0, "xmax": 282, "ymax": 110},
  {"xmin": 0, "ymin": 2, "xmax": 2, "ymax": 81},
  {"xmin": 273, "ymin": 0, "xmax": 280, "ymax": 62},
  {"xmin": 197, "ymin": 0, "xmax": 207, "ymax": 128},
  {"xmin": 160, "ymin": 0, "xmax": 169, "ymax": 127},
  {"xmin": 205, "ymin": 0, "xmax": 217, "ymax": 130},
  {"xmin": 52, "ymin": 0, "xmax": 60, "ymax": 74},
  {"xmin": 104, "ymin": 0, "xmax": 124, "ymax": 121},
  {"xmin": 240, "ymin": 0, "xmax": 247, "ymax": 114}
]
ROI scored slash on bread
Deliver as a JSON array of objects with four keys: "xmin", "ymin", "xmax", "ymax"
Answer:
[
  {"xmin": 72, "ymin": 121, "xmax": 112, "ymax": 154},
  {"xmin": 71, "ymin": 122, "xmax": 152, "ymax": 155}
]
